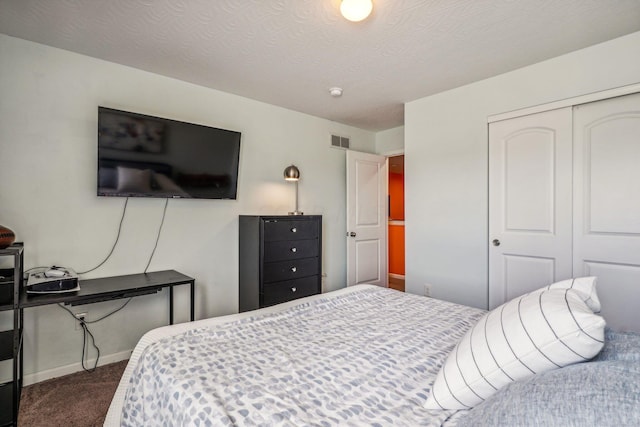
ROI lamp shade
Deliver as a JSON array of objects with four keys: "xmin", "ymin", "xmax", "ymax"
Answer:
[
  {"xmin": 283, "ymin": 165, "xmax": 300, "ymax": 181},
  {"xmin": 340, "ymin": 0, "xmax": 373, "ymax": 22}
]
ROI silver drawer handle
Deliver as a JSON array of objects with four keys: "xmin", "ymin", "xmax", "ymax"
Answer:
[
  {"xmin": 291, "ymin": 227, "xmax": 297, "ymax": 233},
  {"xmin": 291, "ymin": 247, "xmax": 297, "ymax": 253},
  {"xmin": 291, "ymin": 287, "xmax": 297, "ymax": 292},
  {"xmin": 291, "ymin": 267, "xmax": 297, "ymax": 272}
]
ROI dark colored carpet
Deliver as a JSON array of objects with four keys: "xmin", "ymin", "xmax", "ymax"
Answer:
[{"xmin": 18, "ymin": 360, "xmax": 128, "ymax": 427}]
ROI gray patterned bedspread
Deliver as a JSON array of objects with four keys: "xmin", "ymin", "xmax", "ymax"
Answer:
[{"xmin": 122, "ymin": 286, "xmax": 484, "ymax": 426}]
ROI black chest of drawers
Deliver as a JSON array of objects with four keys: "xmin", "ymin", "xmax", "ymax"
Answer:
[{"xmin": 239, "ymin": 215, "xmax": 322, "ymax": 312}]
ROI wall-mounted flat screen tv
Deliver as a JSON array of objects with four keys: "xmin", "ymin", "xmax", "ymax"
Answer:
[{"xmin": 97, "ymin": 107, "xmax": 241, "ymax": 199}]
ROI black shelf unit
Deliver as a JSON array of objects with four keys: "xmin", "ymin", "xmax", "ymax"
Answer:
[{"xmin": 0, "ymin": 243, "xmax": 24, "ymax": 427}]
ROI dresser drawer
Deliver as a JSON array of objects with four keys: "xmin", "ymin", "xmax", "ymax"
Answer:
[
  {"xmin": 264, "ymin": 239, "xmax": 318, "ymax": 262},
  {"xmin": 261, "ymin": 276, "xmax": 319, "ymax": 307},
  {"xmin": 263, "ymin": 257, "xmax": 319, "ymax": 283},
  {"xmin": 263, "ymin": 219, "xmax": 319, "ymax": 241}
]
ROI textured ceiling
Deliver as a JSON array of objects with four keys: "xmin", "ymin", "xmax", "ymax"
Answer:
[{"xmin": 1, "ymin": 0, "xmax": 640, "ymax": 131}]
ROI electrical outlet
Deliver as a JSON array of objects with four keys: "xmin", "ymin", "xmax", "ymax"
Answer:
[
  {"xmin": 423, "ymin": 284, "xmax": 432, "ymax": 297},
  {"xmin": 74, "ymin": 312, "xmax": 87, "ymax": 330}
]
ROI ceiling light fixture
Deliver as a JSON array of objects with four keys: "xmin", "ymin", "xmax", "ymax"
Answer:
[
  {"xmin": 329, "ymin": 87, "xmax": 343, "ymax": 97},
  {"xmin": 340, "ymin": 0, "xmax": 373, "ymax": 22}
]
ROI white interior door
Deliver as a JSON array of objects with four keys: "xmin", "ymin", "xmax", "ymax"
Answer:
[
  {"xmin": 573, "ymin": 92, "xmax": 640, "ymax": 332},
  {"xmin": 489, "ymin": 107, "xmax": 573, "ymax": 308},
  {"xmin": 346, "ymin": 150, "xmax": 387, "ymax": 287}
]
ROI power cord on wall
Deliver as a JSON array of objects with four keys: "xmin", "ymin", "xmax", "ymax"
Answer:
[
  {"xmin": 77, "ymin": 197, "xmax": 129, "ymax": 275},
  {"xmin": 42, "ymin": 195, "xmax": 167, "ymax": 276},
  {"xmin": 79, "ymin": 322, "xmax": 99, "ymax": 373},
  {"xmin": 144, "ymin": 198, "xmax": 169, "ymax": 273},
  {"xmin": 58, "ymin": 298, "xmax": 132, "ymax": 372}
]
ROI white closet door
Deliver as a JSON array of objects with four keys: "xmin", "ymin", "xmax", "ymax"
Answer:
[
  {"xmin": 489, "ymin": 107, "xmax": 573, "ymax": 309},
  {"xmin": 573, "ymin": 92, "xmax": 640, "ymax": 332}
]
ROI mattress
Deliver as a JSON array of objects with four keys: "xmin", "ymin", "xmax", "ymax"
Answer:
[{"xmin": 105, "ymin": 284, "xmax": 484, "ymax": 426}]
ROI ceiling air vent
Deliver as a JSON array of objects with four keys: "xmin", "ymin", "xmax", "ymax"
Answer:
[{"xmin": 331, "ymin": 134, "xmax": 350, "ymax": 150}]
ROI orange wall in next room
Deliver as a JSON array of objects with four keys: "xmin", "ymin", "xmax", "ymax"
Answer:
[
  {"xmin": 388, "ymin": 170, "xmax": 405, "ymax": 276},
  {"xmin": 389, "ymin": 172, "xmax": 404, "ymax": 220},
  {"xmin": 389, "ymin": 223, "xmax": 405, "ymax": 275}
]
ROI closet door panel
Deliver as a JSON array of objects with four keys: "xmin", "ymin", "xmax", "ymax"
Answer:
[
  {"xmin": 501, "ymin": 255, "xmax": 555, "ymax": 302},
  {"xmin": 582, "ymin": 261, "xmax": 640, "ymax": 332},
  {"xmin": 504, "ymin": 131, "xmax": 554, "ymax": 231},
  {"xmin": 489, "ymin": 107, "xmax": 573, "ymax": 309},
  {"xmin": 574, "ymin": 92, "xmax": 640, "ymax": 331},
  {"xmin": 587, "ymin": 117, "xmax": 640, "ymax": 234}
]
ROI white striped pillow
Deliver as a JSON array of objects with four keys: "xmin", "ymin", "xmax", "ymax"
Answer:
[
  {"xmin": 534, "ymin": 276, "xmax": 601, "ymax": 313},
  {"xmin": 424, "ymin": 288, "xmax": 605, "ymax": 410}
]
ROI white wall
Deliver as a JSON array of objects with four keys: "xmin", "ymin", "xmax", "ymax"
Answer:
[
  {"xmin": 405, "ymin": 31, "xmax": 640, "ymax": 309},
  {"xmin": 375, "ymin": 125, "xmax": 404, "ymax": 155},
  {"xmin": 0, "ymin": 34, "xmax": 375, "ymax": 382}
]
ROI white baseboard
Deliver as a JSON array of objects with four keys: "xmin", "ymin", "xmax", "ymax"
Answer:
[{"xmin": 23, "ymin": 350, "xmax": 132, "ymax": 386}]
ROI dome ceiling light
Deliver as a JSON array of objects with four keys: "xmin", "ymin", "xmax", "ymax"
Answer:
[
  {"xmin": 329, "ymin": 87, "xmax": 343, "ymax": 97},
  {"xmin": 340, "ymin": 0, "xmax": 373, "ymax": 22}
]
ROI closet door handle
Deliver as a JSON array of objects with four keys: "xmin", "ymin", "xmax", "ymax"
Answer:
[
  {"xmin": 291, "ymin": 247, "xmax": 297, "ymax": 253},
  {"xmin": 291, "ymin": 267, "xmax": 297, "ymax": 273},
  {"xmin": 291, "ymin": 227, "xmax": 297, "ymax": 233},
  {"xmin": 291, "ymin": 287, "xmax": 297, "ymax": 293},
  {"xmin": 492, "ymin": 239, "xmax": 501, "ymax": 247}
]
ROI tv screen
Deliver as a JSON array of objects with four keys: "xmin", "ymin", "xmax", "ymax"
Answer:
[{"xmin": 97, "ymin": 107, "xmax": 241, "ymax": 199}]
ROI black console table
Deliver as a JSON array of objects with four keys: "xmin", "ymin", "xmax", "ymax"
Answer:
[{"xmin": 20, "ymin": 270, "xmax": 195, "ymax": 324}]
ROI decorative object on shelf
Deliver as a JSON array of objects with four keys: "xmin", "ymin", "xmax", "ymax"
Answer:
[
  {"xmin": 0, "ymin": 224, "xmax": 16, "ymax": 249},
  {"xmin": 340, "ymin": 0, "xmax": 373, "ymax": 22},
  {"xmin": 283, "ymin": 165, "xmax": 303, "ymax": 215}
]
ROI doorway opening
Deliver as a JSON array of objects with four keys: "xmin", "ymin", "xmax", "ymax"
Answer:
[{"xmin": 388, "ymin": 154, "xmax": 405, "ymax": 291}]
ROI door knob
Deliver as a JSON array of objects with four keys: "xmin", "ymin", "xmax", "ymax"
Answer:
[
  {"xmin": 291, "ymin": 247, "xmax": 297, "ymax": 253},
  {"xmin": 347, "ymin": 232, "xmax": 356, "ymax": 237},
  {"xmin": 291, "ymin": 267, "xmax": 297, "ymax": 272},
  {"xmin": 492, "ymin": 239, "xmax": 501, "ymax": 246}
]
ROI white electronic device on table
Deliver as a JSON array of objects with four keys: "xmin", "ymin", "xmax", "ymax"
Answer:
[{"xmin": 26, "ymin": 266, "xmax": 80, "ymax": 294}]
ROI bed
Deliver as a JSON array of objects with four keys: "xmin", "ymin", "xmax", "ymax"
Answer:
[{"xmin": 104, "ymin": 283, "xmax": 640, "ymax": 426}]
